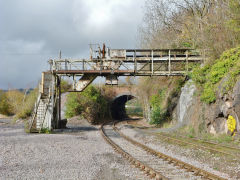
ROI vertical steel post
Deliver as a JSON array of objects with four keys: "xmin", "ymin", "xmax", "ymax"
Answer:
[
  {"xmin": 50, "ymin": 74, "xmax": 55, "ymax": 130},
  {"xmin": 168, "ymin": 50, "xmax": 171, "ymax": 75},
  {"xmin": 59, "ymin": 50, "xmax": 62, "ymax": 59},
  {"xmin": 65, "ymin": 60, "xmax": 67, "ymax": 70},
  {"xmin": 134, "ymin": 50, "xmax": 137, "ymax": 73},
  {"xmin": 151, "ymin": 50, "xmax": 154, "ymax": 75},
  {"xmin": 58, "ymin": 76, "xmax": 61, "ymax": 125},
  {"xmin": 83, "ymin": 59, "xmax": 85, "ymax": 70}
]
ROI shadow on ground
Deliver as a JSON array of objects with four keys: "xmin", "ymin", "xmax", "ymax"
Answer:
[{"xmin": 53, "ymin": 125, "xmax": 98, "ymax": 134}]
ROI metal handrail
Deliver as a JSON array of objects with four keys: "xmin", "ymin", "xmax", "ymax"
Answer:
[
  {"xmin": 39, "ymin": 96, "xmax": 51, "ymax": 132},
  {"xmin": 29, "ymin": 93, "xmax": 42, "ymax": 132}
]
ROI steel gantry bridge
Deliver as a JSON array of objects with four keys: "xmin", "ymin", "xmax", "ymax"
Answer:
[{"xmin": 29, "ymin": 44, "xmax": 204, "ymax": 132}]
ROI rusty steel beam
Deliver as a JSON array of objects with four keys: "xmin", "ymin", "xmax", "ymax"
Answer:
[
  {"xmin": 52, "ymin": 70, "xmax": 186, "ymax": 76},
  {"xmin": 52, "ymin": 70, "xmax": 134, "ymax": 74}
]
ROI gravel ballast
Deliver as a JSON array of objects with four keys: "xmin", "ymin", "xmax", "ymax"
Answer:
[
  {"xmin": 119, "ymin": 123, "xmax": 239, "ymax": 180},
  {"xmin": 0, "ymin": 118, "xmax": 145, "ymax": 180}
]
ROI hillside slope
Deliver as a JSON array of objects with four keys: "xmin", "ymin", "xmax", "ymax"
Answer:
[{"xmin": 176, "ymin": 46, "xmax": 240, "ymax": 137}]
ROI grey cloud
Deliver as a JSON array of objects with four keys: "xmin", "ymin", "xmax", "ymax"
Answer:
[{"xmin": 0, "ymin": 0, "xmax": 145, "ymax": 89}]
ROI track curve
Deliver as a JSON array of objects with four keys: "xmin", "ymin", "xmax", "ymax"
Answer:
[{"xmin": 101, "ymin": 121, "xmax": 227, "ymax": 180}]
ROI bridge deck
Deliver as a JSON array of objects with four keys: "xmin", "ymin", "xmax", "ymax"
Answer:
[
  {"xmin": 53, "ymin": 70, "xmax": 185, "ymax": 76},
  {"xmin": 50, "ymin": 48, "xmax": 203, "ymax": 76}
]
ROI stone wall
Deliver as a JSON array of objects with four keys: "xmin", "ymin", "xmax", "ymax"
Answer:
[{"xmin": 175, "ymin": 77, "xmax": 240, "ymax": 135}]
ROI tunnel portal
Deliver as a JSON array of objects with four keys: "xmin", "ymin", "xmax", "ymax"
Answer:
[{"xmin": 111, "ymin": 94, "xmax": 135, "ymax": 120}]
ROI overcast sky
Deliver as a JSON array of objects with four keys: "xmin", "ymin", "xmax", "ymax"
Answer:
[{"xmin": 0, "ymin": 0, "xmax": 145, "ymax": 89}]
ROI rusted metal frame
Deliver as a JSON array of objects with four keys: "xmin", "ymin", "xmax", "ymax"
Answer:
[
  {"xmin": 64, "ymin": 59, "xmax": 68, "ymax": 70},
  {"xmin": 55, "ymin": 59, "xmax": 93, "ymax": 71},
  {"xmin": 153, "ymin": 63, "xmax": 168, "ymax": 72},
  {"xmin": 84, "ymin": 60, "xmax": 96, "ymax": 70},
  {"xmin": 52, "ymin": 70, "xmax": 187, "ymax": 76},
  {"xmin": 135, "ymin": 71, "xmax": 186, "ymax": 76},
  {"xmin": 126, "ymin": 48, "xmax": 193, "ymax": 52},
  {"xmin": 124, "ymin": 56, "xmax": 201, "ymax": 62},
  {"xmin": 137, "ymin": 61, "xmax": 151, "ymax": 72},
  {"xmin": 58, "ymin": 75, "xmax": 61, "ymax": 125},
  {"xmin": 133, "ymin": 73, "xmax": 184, "ymax": 76},
  {"xmin": 54, "ymin": 60, "xmax": 77, "ymax": 71},
  {"xmin": 114, "ymin": 122, "xmax": 227, "ymax": 180},
  {"xmin": 120, "ymin": 61, "xmax": 131, "ymax": 70},
  {"xmin": 53, "ymin": 69, "xmax": 134, "ymax": 75}
]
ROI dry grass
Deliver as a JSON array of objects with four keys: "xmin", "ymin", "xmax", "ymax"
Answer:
[{"xmin": 0, "ymin": 89, "xmax": 38, "ymax": 120}]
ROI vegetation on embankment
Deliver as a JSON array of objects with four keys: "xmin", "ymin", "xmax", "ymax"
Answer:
[
  {"xmin": 136, "ymin": 0, "xmax": 240, "ymax": 126},
  {"xmin": 191, "ymin": 46, "xmax": 240, "ymax": 104},
  {"xmin": 134, "ymin": 76, "xmax": 185, "ymax": 125},
  {"xmin": 0, "ymin": 89, "xmax": 38, "ymax": 120},
  {"xmin": 65, "ymin": 85, "xmax": 110, "ymax": 124}
]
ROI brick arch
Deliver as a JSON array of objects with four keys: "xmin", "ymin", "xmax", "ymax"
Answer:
[
  {"xmin": 105, "ymin": 86, "xmax": 139, "ymax": 120},
  {"xmin": 109, "ymin": 86, "xmax": 137, "ymax": 100}
]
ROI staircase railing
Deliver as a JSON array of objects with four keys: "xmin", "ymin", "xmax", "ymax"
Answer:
[
  {"xmin": 39, "ymin": 96, "xmax": 52, "ymax": 132},
  {"xmin": 29, "ymin": 93, "xmax": 42, "ymax": 132}
]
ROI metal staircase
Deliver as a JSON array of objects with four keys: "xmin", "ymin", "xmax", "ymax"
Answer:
[{"xmin": 29, "ymin": 72, "xmax": 59, "ymax": 132}]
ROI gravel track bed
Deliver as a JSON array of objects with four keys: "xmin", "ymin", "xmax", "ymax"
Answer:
[
  {"xmin": 104, "ymin": 124, "xmax": 205, "ymax": 180},
  {"xmin": 0, "ymin": 118, "xmax": 145, "ymax": 180},
  {"xmin": 118, "ymin": 123, "xmax": 234, "ymax": 180}
]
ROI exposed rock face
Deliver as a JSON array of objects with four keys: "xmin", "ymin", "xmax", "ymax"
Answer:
[
  {"xmin": 177, "ymin": 80, "xmax": 196, "ymax": 124},
  {"xmin": 175, "ymin": 77, "xmax": 240, "ymax": 135}
]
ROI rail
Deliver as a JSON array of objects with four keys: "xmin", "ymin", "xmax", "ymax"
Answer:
[
  {"xmin": 125, "ymin": 120, "xmax": 240, "ymax": 158},
  {"xmin": 113, "ymin": 122, "xmax": 226, "ymax": 180},
  {"xmin": 101, "ymin": 121, "xmax": 227, "ymax": 180},
  {"xmin": 100, "ymin": 122, "xmax": 168, "ymax": 180}
]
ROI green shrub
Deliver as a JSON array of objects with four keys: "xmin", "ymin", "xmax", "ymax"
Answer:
[
  {"xmin": 149, "ymin": 89, "xmax": 167, "ymax": 125},
  {"xmin": 15, "ymin": 89, "xmax": 38, "ymax": 119},
  {"xmin": 65, "ymin": 93, "xmax": 81, "ymax": 118},
  {"xmin": 0, "ymin": 89, "xmax": 38, "ymax": 118},
  {"xmin": 149, "ymin": 106, "xmax": 167, "ymax": 125},
  {"xmin": 65, "ymin": 85, "xmax": 109, "ymax": 123},
  {"xmin": 40, "ymin": 128, "xmax": 51, "ymax": 134},
  {"xmin": 150, "ymin": 89, "xmax": 166, "ymax": 109},
  {"xmin": 149, "ymin": 78, "xmax": 185, "ymax": 125},
  {"xmin": 191, "ymin": 64, "xmax": 210, "ymax": 85},
  {"xmin": 5, "ymin": 90, "xmax": 24, "ymax": 114},
  {"xmin": 192, "ymin": 46, "xmax": 240, "ymax": 104},
  {"xmin": 200, "ymin": 82, "xmax": 216, "ymax": 104},
  {"xmin": 0, "ymin": 90, "xmax": 12, "ymax": 115}
]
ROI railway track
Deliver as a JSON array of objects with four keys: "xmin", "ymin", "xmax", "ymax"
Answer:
[
  {"xmin": 124, "ymin": 120, "xmax": 240, "ymax": 159},
  {"xmin": 101, "ymin": 121, "xmax": 227, "ymax": 180}
]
